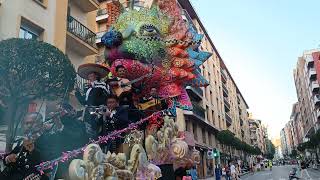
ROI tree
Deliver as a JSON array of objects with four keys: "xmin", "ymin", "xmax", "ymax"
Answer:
[
  {"xmin": 217, "ymin": 130, "xmax": 235, "ymax": 146},
  {"xmin": 265, "ymin": 139, "xmax": 276, "ymax": 159},
  {"xmin": 290, "ymin": 149, "xmax": 298, "ymax": 159},
  {"xmin": 0, "ymin": 38, "xmax": 76, "ymax": 151}
]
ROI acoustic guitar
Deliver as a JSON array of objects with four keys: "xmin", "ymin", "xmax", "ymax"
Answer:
[
  {"xmin": 138, "ymin": 98, "xmax": 165, "ymax": 110},
  {"xmin": 112, "ymin": 71, "xmax": 154, "ymax": 97}
]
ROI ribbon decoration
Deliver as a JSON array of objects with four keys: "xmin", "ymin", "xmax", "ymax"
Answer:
[{"xmin": 34, "ymin": 108, "xmax": 173, "ymax": 174}]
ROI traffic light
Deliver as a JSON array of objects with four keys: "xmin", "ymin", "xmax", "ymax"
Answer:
[{"xmin": 213, "ymin": 148, "xmax": 220, "ymax": 158}]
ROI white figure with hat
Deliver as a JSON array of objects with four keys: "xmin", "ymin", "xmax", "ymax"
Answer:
[{"xmin": 75, "ymin": 63, "xmax": 112, "ymax": 106}]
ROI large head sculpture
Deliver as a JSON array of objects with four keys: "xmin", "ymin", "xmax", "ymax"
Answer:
[{"xmin": 102, "ymin": 0, "xmax": 211, "ymax": 108}]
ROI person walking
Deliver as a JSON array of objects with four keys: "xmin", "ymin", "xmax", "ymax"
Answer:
[
  {"xmin": 215, "ymin": 164, "xmax": 222, "ymax": 180},
  {"xmin": 230, "ymin": 162, "xmax": 236, "ymax": 180},
  {"xmin": 300, "ymin": 160, "xmax": 311, "ymax": 179}
]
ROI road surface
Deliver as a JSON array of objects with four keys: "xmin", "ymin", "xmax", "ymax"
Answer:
[{"xmin": 241, "ymin": 165, "xmax": 320, "ymax": 180}]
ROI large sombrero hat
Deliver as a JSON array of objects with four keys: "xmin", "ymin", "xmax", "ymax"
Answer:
[{"xmin": 78, "ymin": 63, "xmax": 110, "ymax": 80}]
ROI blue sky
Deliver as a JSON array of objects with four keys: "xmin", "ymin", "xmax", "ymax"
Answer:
[{"xmin": 190, "ymin": 0, "xmax": 320, "ymax": 138}]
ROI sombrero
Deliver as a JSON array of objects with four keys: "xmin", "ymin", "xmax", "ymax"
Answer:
[{"xmin": 78, "ymin": 63, "xmax": 110, "ymax": 80}]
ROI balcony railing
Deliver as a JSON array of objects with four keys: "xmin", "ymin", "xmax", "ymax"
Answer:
[
  {"xmin": 314, "ymin": 95, "xmax": 320, "ymax": 106},
  {"xmin": 222, "ymin": 83, "xmax": 228, "ymax": 97},
  {"xmin": 225, "ymin": 112, "xmax": 232, "ymax": 125},
  {"xmin": 191, "ymin": 102, "xmax": 205, "ymax": 120},
  {"xmin": 305, "ymin": 54, "xmax": 314, "ymax": 68},
  {"xmin": 67, "ymin": 15, "xmax": 97, "ymax": 48},
  {"xmin": 309, "ymin": 68, "xmax": 317, "ymax": 81},
  {"xmin": 221, "ymin": 69, "xmax": 228, "ymax": 82},
  {"xmin": 311, "ymin": 81, "xmax": 320, "ymax": 93},
  {"xmin": 186, "ymin": 86, "xmax": 203, "ymax": 99},
  {"xmin": 224, "ymin": 97, "xmax": 230, "ymax": 109}
]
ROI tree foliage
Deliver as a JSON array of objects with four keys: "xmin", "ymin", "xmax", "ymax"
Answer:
[
  {"xmin": 265, "ymin": 139, "xmax": 275, "ymax": 159},
  {"xmin": 217, "ymin": 130, "xmax": 261, "ymax": 155},
  {"xmin": 0, "ymin": 38, "xmax": 76, "ymax": 105},
  {"xmin": 0, "ymin": 38, "xmax": 76, "ymax": 150},
  {"xmin": 297, "ymin": 129, "xmax": 320, "ymax": 152}
]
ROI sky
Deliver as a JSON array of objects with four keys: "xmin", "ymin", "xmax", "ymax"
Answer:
[{"xmin": 190, "ymin": 0, "xmax": 320, "ymax": 138}]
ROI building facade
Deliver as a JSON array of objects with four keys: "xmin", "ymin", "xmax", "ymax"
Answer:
[
  {"xmin": 175, "ymin": 1, "xmax": 251, "ymax": 178},
  {"xmin": 280, "ymin": 128, "xmax": 288, "ymax": 156},
  {"xmin": 248, "ymin": 119, "xmax": 267, "ymax": 154},
  {"xmin": 293, "ymin": 49, "xmax": 320, "ymax": 139}
]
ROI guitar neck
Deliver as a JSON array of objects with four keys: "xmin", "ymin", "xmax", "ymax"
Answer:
[{"xmin": 122, "ymin": 72, "xmax": 153, "ymax": 86}]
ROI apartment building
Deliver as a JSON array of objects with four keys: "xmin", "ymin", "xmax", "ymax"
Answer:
[
  {"xmin": 293, "ymin": 49, "xmax": 320, "ymax": 139},
  {"xmin": 249, "ymin": 119, "xmax": 267, "ymax": 154},
  {"xmin": 175, "ymin": 0, "xmax": 251, "ymax": 178},
  {"xmin": 280, "ymin": 128, "xmax": 288, "ymax": 156}
]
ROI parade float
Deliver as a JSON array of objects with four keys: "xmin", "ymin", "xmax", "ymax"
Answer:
[{"xmin": 32, "ymin": 0, "xmax": 212, "ymax": 179}]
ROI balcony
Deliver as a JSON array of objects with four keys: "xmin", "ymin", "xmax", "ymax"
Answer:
[
  {"xmin": 95, "ymin": 30, "xmax": 107, "ymax": 45},
  {"xmin": 317, "ymin": 109, "xmax": 320, "ymax": 121},
  {"xmin": 221, "ymin": 69, "xmax": 228, "ymax": 83},
  {"xmin": 314, "ymin": 95, "xmax": 320, "ymax": 107},
  {"xmin": 96, "ymin": 8, "xmax": 108, "ymax": 23},
  {"xmin": 240, "ymin": 119, "xmax": 244, "ymax": 126},
  {"xmin": 225, "ymin": 112, "xmax": 232, "ymax": 126},
  {"xmin": 311, "ymin": 81, "xmax": 320, "ymax": 93},
  {"xmin": 70, "ymin": 0, "xmax": 99, "ymax": 12},
  {"xmin": 224, "ymin": 97, "xmax": 230, "ymax": 110},
  {"xmin": 184, "ymin": 102, "xmax": 205, "ymax": 121},
  {"xmin": 309, "ymin": 68, "xmax": 317, "ymax": 81},
  {"xmin": 306, "ymin": 54, "xmax": 314, "ymax": 68},
  {"xmin": 186, "ymin": 86, "xmax": 203, "ymax": 101},
  {"xmin": 222, "ymin": 83, "xmax": 228, "ymax": 97},
  {"xmin": 67, "ymin": 16, "xmax": 98, "ymax": 56}
]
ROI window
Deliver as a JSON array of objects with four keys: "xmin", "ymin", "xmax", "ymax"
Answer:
[
  {"xmin": 202, "ymin": 129, "xmax": 206, "ymax": 143},
  {"xmin": 212, "ymin": 110, "xmax": 215, "ymax": 125},
  {"xmin": 19, "ymin": 17, "xmax": 43, "ymax": 40},
  {"xmin": 19, "ymin": 27, "xmax": 39, "ymax": 40},
  {"xmin": 193, "ymin": 123, "xmax": 197, "ymax": 140}
]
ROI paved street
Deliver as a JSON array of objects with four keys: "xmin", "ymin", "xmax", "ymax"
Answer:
[{"xmin": 241, "ymin": 165, "xmax": 320, "ymax": 180}]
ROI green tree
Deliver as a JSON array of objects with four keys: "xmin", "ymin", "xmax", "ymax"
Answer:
[
  {"xmin": 265, "ymin": 139, "xmax": 276, "ymax": 159},
  {"xmin": 217, "ymin": 130, "xmax": 235, "ymax": 146},
  {"xmin": 290, "ymin": 149, "xmax": 298, "ymax": 159},
  {"xmin": 0, "ymin": 38, "xmax": 76, "ymax": 151}
]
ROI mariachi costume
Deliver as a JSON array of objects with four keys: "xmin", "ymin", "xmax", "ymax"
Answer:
[{"xmin": 75, "ymin": 63, "xmax": 112, "ymax": 139}]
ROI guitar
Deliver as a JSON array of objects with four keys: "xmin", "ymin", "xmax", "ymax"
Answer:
[
  {"xmin": 137, "ymin": 97, "xmax": 165, "ymax": 110},
  {"xmin": 112, "ymin": 71, "xmax": 154, "ymax": 96}
]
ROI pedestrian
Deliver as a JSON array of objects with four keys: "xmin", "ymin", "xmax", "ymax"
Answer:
[
  {"xmin": 300, "ymin": 160, "xmax": 311, "ymax": 179},
  {"xmin": 236, "ymin": 164, "xmax": 242, "ymax": 180},
  {"xmin": 221, "ymin": 166, "xmax": 227, "ymax": 180},
  {"xmin": 215, "ymin": 164, "xmax": 222, "ymax": 180},
  {"xmin": 225, "ymin": 164, "xmax": 231, "ymax": 180},
  {"xmin": 230, "ymin": 161, "xmax": 236, "ymax": 180}
]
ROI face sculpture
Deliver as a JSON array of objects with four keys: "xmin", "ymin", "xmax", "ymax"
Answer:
[{"xmin": 102, "ymin": 0, "xmax": 211, "ymax": 108}]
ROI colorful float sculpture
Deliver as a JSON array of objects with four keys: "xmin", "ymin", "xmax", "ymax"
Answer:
[
  {"xmin": 67, "ymin": 0, "xmax": 210, "ymax": 179},
  {"xmin": 102, "ymin": 0, "xmax": 211, "ymax": 109}
]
